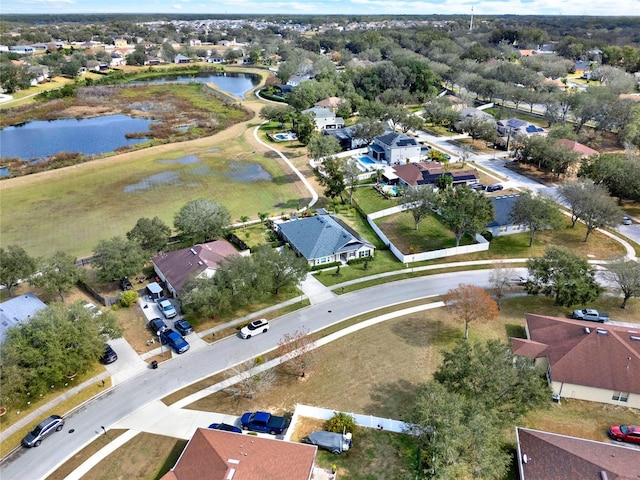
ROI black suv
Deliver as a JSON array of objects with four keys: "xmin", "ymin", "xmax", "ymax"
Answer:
[
  {"xmin": 486, "ymin": 184, "xmax": 504, "ymax": 192},
  {"xmin": 22, "ymin": 415, "xmax": 64, "ymax": 447},
  {"xmin": 148, "ymin": 317, "xmax": 168, "ymax": 334}
]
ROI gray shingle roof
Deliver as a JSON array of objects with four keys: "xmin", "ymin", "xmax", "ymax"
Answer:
[
  {"xmin": 0, "ymin": 293, "xmax": 47, "ymax": 343},
  {"xmin": 376, "ymin": 132, "xmax": 418, "ymax": 147},
  {"xmin": 278, "ymin": 215, "xmax": 373, "ymax": 261},
  {"xmin": 486, "ymin": 194, "xmax": 521, "ymax": 228}
]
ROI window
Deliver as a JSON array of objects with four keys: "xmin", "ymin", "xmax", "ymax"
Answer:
[
  {"xmin": 499, "ymin": 226, "xmax": 508, "ymax": 232},
  {"xmin": 316, "ymin": 256, "xmax": 331, "ymax": 265},
  {"xmin": 612, "ymin": 391, "xmax": 629, "ymax": 402},
  {"xmin": 359, "ymin": 250, "xmax": 371, "ymax": 258}
]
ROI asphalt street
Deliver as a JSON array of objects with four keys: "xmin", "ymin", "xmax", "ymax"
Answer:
[{"xmin": 0, "ymin": 269, "xmax": 494, "ymax": 480}]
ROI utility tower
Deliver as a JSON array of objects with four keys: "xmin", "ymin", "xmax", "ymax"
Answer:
[{"xmin": 470, "ymin": 6, "xmax": 474, "ymax": 31}]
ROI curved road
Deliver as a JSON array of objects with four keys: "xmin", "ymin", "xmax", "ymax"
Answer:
[{"xmin": 1, "ymin": 269, "xmax": 493, "ymax": 480}]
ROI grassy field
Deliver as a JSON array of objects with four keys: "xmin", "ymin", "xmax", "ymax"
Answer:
[{"xmin": 0, "ymin": 128, "xmax": 307, "ymax": 258}]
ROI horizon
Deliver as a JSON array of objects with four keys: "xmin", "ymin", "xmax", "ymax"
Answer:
[{"xmin": 3, "ymin": 0, "xmax": 640, "ymax": 17}]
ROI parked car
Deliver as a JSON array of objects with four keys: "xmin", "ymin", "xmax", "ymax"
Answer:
[
  {"xmin": 486, "ymin": 184, "xmax": 504, "ymax": 192},
  {"xmin": 470, "ymin": 183, "xmax": 486, "ymax": 191},
  {"xmin": 83, "ymin": 302, "xmax": 102, "ymax": 318},
  {"xmin": 571, "ymin": 308, "xmax": 610, "ymax": 323},
  {"xmin": 240, "ymin": 411, "xmax": 287, "ymax": 435},
  {"xmin": 239, "ymin": 318, "xmax": 270, "ymax": 339},
  {"xmin": 22, "ymin": 415, "xmax": 64, "ymax": 447},
  {"xmin": 100, "ymin": 344, "xmax": 118, "ymax": 364},
  {"xmin": 174, "ymin": 319, "xmax": 194, "ymax": 336},
  {"xmin": 508, "ymin": 275, "xmax": 528, "ymax": 286},
  {"xmin": 148, "ymin": 317, "xmax": 168, "ymax": 334},
  {"xmin": 622, "ymin": 216, "xmax": 632, "ymax": 225},
  {"xmin": 305, "ymin": 431, "xmax": 352, "ymax": 455},
  {"xmin": 208, "ymin": 422, "xmax": 242, "ymax": 433},
  {"xmin": 608, "ymin": 425, "xmax": 640, "ymax": 445},
  {"xmin": 157, "ymin": 297, "xmax": 177, "ymax": 319},
  {"xmin": 160, "ymin": 328, "xmax": 190, "ymax": 354}
]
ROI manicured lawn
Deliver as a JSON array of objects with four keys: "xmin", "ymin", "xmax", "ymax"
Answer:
[{"xmin": 0, "ymin": 137, "xmax": 306, "ymax": 258}]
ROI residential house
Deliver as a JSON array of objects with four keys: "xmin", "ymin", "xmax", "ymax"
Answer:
[
  {"xmin": 174, "ymin": 54, "xmax": 191, "ymax": 64},
  {"xmin": 314, "ymin": 96, "xmax": 343, "ymax": 112},
  {"xmin": 511, "ymin": 314, "xmax": 640, "ymax": 408},
  {"xmin": 515, "ymin": 427, "xmax": 640, "ymax": 480},
  {"xmin": 27, "ymin": 65, "xmax": 51, "ymax": 85},
  {"xmin": 145, "ymin": 57, "xmax": 162, "ymax": 66},
  {"xmin": 152, "ymin": 240, "xmax": 249, "ymax": 297},
  {"xmin": 0, "ymin": 293, "xmax": 47, "ymax": 344},
  {"xmin": 286, "ymin": 75, "xmax": 312, "ymax": 87},
  {"xmin": 9, "ymin": 45, "xmax": 35, "ymax": 55},
  {"xmin": 161, "ymin": 428, "xmax": 317, "ymax": 480},
  {"xmin": 454, "ymin": 107, "xmax": 495, "ymax": 131},
  {"xmin": 323, "ymin": 125, "xmax": 368, "ymax": 150},
  {"xmin": 301, "ymin": 106, "xmax": 344, "ymax": 131},
  {"xmin": 556, "ymin": 139, "xmax": 599, "ymax": 158},
  {"xmin": 369, "ymin": 132, "xmax": 421, "ymax": 165},
  {"xmin": 188, "ymin": 38, "xmax": 202, "ymax": 47},
  {"xmin": 114, "ymin": 38, "xmax": 129, "ymax": 49},
  {"xmin": 387, "ymin": 161, "xmax": 478, "ymax": 188},
  {"xmin": 485, "ymin": 194, "xmax": 525, "ymax": 237},
  {"xmin": 277, "ymin": 213, "xmax": 375, "ymax": 267},
  {"xmin": 206, "ymin": 55, "xmax": 224, "ymax": 64},
  {"xmin": 496, "ymin": 118, "xmax": 545, "ymax": 137}
]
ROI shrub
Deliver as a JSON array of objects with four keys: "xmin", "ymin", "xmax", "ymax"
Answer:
[
  {"xmin": 119, "ymin": 290, "xmax": 139, "ymax": 308},
  {"xmin": 481, "ymin": 230, "xmax": 493, "ymax": 242},
  {"xmin": 311, "ymin": 261, "xmax": 341, "ymax": 271},
  {"xmin": 346, "ymin": 256, "xmax": 375, "ymax": 266},
  {"xmin": 325, "ymin": 412, "xmax": 357, "ymax": 435}
]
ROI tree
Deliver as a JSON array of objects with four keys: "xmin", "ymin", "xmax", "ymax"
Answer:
[
  {"xmin": 343, "ymin": 159, "xmax": 361, "ymax": 206},
  {"xmin": 126, "ymin": 216, "xmax": 172, "ymax": 253},
  {"xmin": 438, "ymin": 185, "xmax": 494, "ymax": 247},
  {"xmin": 31, "ymin": 252, "xmax": 83, "ymax": 302},
  {"xmin": 351, "ymin": 118, "xmax": 386, "ymax": 145},
  {"xmin": 174, "ymin": 199, "xmax": 231, "ymax": 244},
  {"xmin": 307, "ymin": 134, "xmax": 341, "ymax": 161},
  {"xmin": 402, "ymin": 186, "xmax": 438, "ymax": 231},
  {"xmin": 459, "ymin": 116, "xmax": 496, "ymax": 143},
  {"xmin": 442, "ymin": 284, "xmax": 499, "ymax": 339},
  {"xmin": 510, "ymin": 192, "xmax": 563, "ymax": 247},
  {"xmin": 291, "ymin": 111, "xmax": 316, "ymax": 145},
  {"xmin": 226, "ymin": 356, "xmax": 276, "ymax": 400},
  {"xmin": 557, "ymin": 180, "xmax": 592, "ymax": 227},
  {"xmin": 604, "ymin": 257, "xmax": 640, "ymax": 309},
  {"xmin": 488, "ymin": 261, "xmax": 515, "ymax": 310},
  {"xmin": 579, "ymin": 153, "xmax": 640, "ymax": 204},
  {"xmin": 259, "ymin": 104, "xmax": 294, "ymax": 127},
  {"xmin": 0, "ymin": 301, "xmax": 122, "ymax": 409},
  {"xmin": 277, "ymin": 328, "xmax": 317, "ymax": 377},
  {"xmin": 325, "ymin": 412, "xmax": 356, "ymax": 434},
  {"xmin": 92, "ymin": 237, "xmax": 147, "ymax": 282},
  {"xmin": 314, "ymin": 157, "xmax": 346, "ymax": 200},
  {"xmin": 0, "ymin": 245, "xmax": 37, "ymax": 297},
  {"xmin": 576, "ymin": 188, "xmax": 622, "ymax": 242},
  {"xmin": 526, "ymin": 246, "xmax": 603, "ymax": 306},
  {"xmin": 253, "ymin": 246, "xmax": 309, "ymax": 295},
  {"xmin": 125, "ymin": 44, "xmax": 147, "ymax": 66}
]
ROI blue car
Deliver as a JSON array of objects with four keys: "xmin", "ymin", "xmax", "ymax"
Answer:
[
  {"xmin": 160, "ymin": 329, "xmax": 190, "ymax": 354},
  {"xmin": 208, "ymin": 423, "xmax": 242, "ymax": 433},
  {"xmin": 174, "ymin": 319, "xmax": 194, "ymax": 336}
]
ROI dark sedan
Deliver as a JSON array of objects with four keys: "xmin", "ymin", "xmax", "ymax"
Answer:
[
  {"xmin": 100, "ymin": 344, "xmax": 118, "ymax": 364},
  {"xmin": 208, "ymin": 423, "xmax": 242, "ymax": 433},
  {"xmin": 174, "ymin": 319, "xmax": 194, "ymax": 336}
]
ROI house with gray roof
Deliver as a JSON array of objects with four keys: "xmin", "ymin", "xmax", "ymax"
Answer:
[
  {"xmin": 277, "ymin": 213, "xmax": 375, "ymax": 267},
  {"xmin": 485, "ymin": 194, "xmax": 526, "ymax": 237},
  {"xmin": 301, "ymin": 106, "xmax": 344, "ymax": 131},
  {"xmin": 369, "ymin": 132, "xmax": 421, "ymax": 165},
  {"xmin": 0, "ymin": 293, "xmax": 47, "ymax": 344},
  {"xmin": 515, "ymin": 427, "xmax": 640, "ymax": 480}
]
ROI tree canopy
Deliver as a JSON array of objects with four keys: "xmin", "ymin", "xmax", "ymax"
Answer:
[
  {"xmin": 92, "ymin": 237, "xmax": 147, "ymax": 282},
  {"xmin": 510, "ymin": 192, "xmax": 563, "ymax": 247},
  {"xmin": 442, "ymin": 284, "xmax": 499, "ymax": 339},
  {"xmin": 31, "ymin": 251, "xmax": 84, "ymax": 302},
  {"xmin": 126, "ymin": 216, "xmax": 172, "ymax": 253},
  {"xmin": 438, "ymin": 185, "xmax": 494, "ymax": 247},
  {"xmin": 0, "ymin": 245, "xmax": 37, "ymax": 297},
  {"xmin": 173, "ymin": 199, "xmax": 231, "ymax": 244},
  {"xmin": 526, "ymin": 246, "xmax": 603, "ymax": 306}
]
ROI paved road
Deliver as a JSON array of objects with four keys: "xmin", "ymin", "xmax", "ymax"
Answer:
[{"xmin": 0, "ymin": 270, "xmax": 493, "ymax": 480}]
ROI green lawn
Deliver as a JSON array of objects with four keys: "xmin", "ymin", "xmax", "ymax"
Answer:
[{"xmin": 0, "ymin": 139, "xmax": 305, "ymax": 258}]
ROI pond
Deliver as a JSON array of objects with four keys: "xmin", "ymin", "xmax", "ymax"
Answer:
[
  {"xmin": 0, "ymin": 115, "xmax": 152, "ymax": 161},
  {"xmin": 132, "ymin": 72, "xmax": 261, "ymax": 99}
]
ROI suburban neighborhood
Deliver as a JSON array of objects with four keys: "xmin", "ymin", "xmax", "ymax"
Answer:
[{"xmin": 1, "ymin": 10, "xmax": 640, "ymax": 480}]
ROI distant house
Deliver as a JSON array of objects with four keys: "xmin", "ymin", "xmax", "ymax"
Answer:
[
  {"xmin": 496, "ymin": 118, "xmax": 545, "ymax": 137},
  {"xmin": 286, "ymin": 75, "xmax": 312, "ymax": 87},
  {"xmin": 455, "ymin": 107, "xmax": 495, "ymax": 131},
  {"xmin": 0, "ymin": 293, "xmax": 47, "ymax": 344},
  {"xmin": 161, "ymin": 428, "xmax": 317, "ymax": 480},
  {"xmin": 485, "ymin": 194, "xmax": 525, "ymax": 237},
  {"xmin": 556, "ymin": 139, "xmax": 599, "ymax": 158},
  {"xmin": 206, "ymin": 55, "xmax": 224, "ymax": 64},
  {"xmin": 511, "ymin": 314, "xmax": 640, "ymax": 408},
  {"xmin": 145, "ymin": 57, "xmax": 161, "ymax": 66},
  {"xmin": 174, "ymin": 54, "xmax": 190, "ymax": 64},
  {"xmin": 277, "ymin": 213, "xmax": 375, "ymax": 267},
  {"xmin": 188, "ymin": 38, "xmax": 202, "ymax": 47},
  {"xmin": 301, "ymin": 106, "xmax": 344, "ymax": 131},
  {"xmin": 515, "ymin": 427, "xmax": 640, "ymax": 480},
  {"xmin": 152, "ymin": 240, "xmax": 249, "ymax": 297},
  {"xmin": 369, "ymin": 132, "xmax": 421, "ymax": 165},
  {"xmin": 388, "ymin": 161, "xmax": 478, "ymax": 188},
  {"xmin": 9, "ymin": 45, "xmax": 34, "ymax": 55},
  {"xmin": 314, "ymin": 96, "xmax": 343, "ymax": 112}
]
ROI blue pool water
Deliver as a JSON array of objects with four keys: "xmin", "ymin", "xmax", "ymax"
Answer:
[{"xmin": 358, "ymin": 156, "xmax": 375, "ymax": 165}]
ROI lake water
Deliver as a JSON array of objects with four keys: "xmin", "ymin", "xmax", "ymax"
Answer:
[
  {"xmin": 0, "ymin": 73, "xmax": 260, "ymax": 162},
  {"xmin": 0, "ymin": 115, "xmax": 152, "ymax": 161},
  {"xmin": 133, "ymin": 72, "xmax": 261, "ymax": 99}
]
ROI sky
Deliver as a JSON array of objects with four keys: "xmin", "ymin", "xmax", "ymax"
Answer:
[{"xmin": 3, "ymin": 0, "xmax": 640, "ymax": 17}]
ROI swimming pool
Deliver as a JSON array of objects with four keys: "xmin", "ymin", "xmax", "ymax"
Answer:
[
  {"xmin": 272, "ymin": 132, "xmax": 297, "ymax": 141},
  {"xmin": 357, "ymin": 156, "xmax": 375, "ymax": 165}
]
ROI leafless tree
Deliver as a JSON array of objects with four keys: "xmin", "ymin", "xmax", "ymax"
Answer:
[
  {"xmin": 488, "ymin": 261, "xmax": 516, "ymax": 310},
  {"xmin": 604, "ymin": 257, "xmax": 640, "ymax": 309},
  {"xmin": 277, "ymin": 328, "xmax": 317, "ymax": 377},
  {"xmin": 225, "ymin": 357, "xmax": 276, "ymax": 400}
]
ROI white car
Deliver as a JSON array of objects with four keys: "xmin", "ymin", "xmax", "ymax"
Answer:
[
  {"xmin": 239, "ymin": 319, "xmax": 270, "ymax": 339},
  {"xmin": 622, "ymin": 216, "xmax": 632, "ymax": 225},
  {"xmin": 83, "ymin": 302, "xmax": 102, "ymax": 318}
]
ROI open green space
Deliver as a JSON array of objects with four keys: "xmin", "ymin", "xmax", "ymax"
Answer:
[{"xmin": 0, "ymin": 134, "xmax": 305, "ymax": 258}]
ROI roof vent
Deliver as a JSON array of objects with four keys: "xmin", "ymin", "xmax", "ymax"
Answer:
[
  {"xmin": 198, "ymin": 261, "xmax": 203, "ymax": 266},
  {"xmin": 630, "ymin": 336, "xmax": 640, "ymax": 341},
  {"xmin": 627, "ymin": 330, "xmax": 638, "ymax": 334},
  {"xmin": 596, "ymin": 329, "xmax": 608, "ymax": 335},
  {"xmin": 583, "ymin": 327, "xmax": 591, "ymax": 334},
  {"xmin": 522, "ymin": 454, "xmax": 529, "ymax": 464},
  {"xmin": 190, "ymin": 248, "xmax": 197, "ymax": 255}
]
